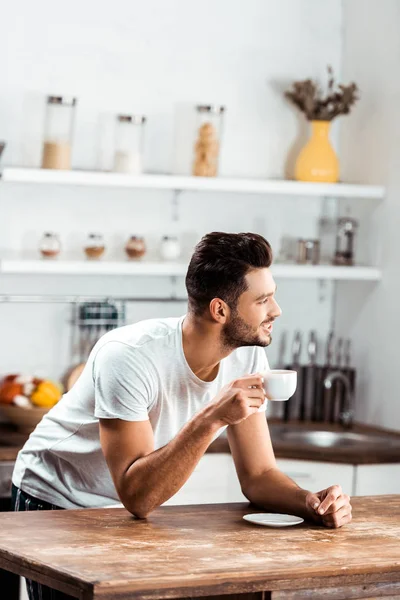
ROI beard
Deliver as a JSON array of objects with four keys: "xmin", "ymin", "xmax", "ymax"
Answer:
[{"xmin": 221, "ymin": 309, "xmax": 273, "ymax": 350}]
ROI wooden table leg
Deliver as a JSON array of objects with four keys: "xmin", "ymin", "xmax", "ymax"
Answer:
[{"xmin": 0, "ymin": 496, "xmax": 20, "ymax": 600}]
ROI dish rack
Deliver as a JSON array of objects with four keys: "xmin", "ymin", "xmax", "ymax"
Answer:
[{"xmin": 71, "ymin": 299, "xmax": 126, "ymax": 362}]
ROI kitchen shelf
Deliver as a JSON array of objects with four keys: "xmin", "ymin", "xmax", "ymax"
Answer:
[
  {"xmin": 1, "ymin": 167, "xmax": 385, "ymax": 199},
  {"xmin": 0, "ymin": 258, "xmax": 382, "ymax": 280}
]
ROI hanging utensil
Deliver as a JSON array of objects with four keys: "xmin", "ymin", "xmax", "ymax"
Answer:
[
  {"xmin": 330, "ymin": 337, "xmax": 344, "ymax": 423},
  {"xmin": 300, "ymin": 330, "xmax": 317, "ymax": 422},
  {"xmin": 321, "ymin": 331, "xmax": 334, "ymax": 422},
  {"xmin": 284, "ymin": 330, "xmax": 303, "ymax": 422},
  {"xmin": 343, "ymin": 338, "xmax": 356, "ymax": 417},
  {"xmin": 270, "ymin": 331, "xmax": 288, "ymax": 420}
]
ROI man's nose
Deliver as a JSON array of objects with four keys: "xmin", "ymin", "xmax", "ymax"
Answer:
[{"xmin": 270, "ymin": 299, "xmax": 282, "ymax": 318}]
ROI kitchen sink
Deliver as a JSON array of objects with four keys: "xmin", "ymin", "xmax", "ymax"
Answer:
[{"xmin": 269, "ymin": 426, "xmax": 400, "ymax": 449}]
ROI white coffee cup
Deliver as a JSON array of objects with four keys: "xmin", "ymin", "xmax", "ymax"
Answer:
[{"xmin": 262, "ymin": 369, "xmax": 297, "ymax": 401}]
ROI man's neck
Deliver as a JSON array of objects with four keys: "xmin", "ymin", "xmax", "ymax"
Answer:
[{"xmin": 181, "ymin": 313, "xmax": 232, "ymax": 383}]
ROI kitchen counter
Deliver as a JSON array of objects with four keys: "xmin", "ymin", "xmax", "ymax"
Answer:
[
  {"xmin": 0, "ymin": 425, "xmax": 27, "ymax": 462},
  {"xmin": 209, "ymin": 419, "xmax": 400, "ymax": 464},
  {"xmin": 1, "ymin": 420, "xmax": 400, "ymax": 465},
  {"xmin": 0, "ymin": 496, "xmax": 399, "ymax": 599}
]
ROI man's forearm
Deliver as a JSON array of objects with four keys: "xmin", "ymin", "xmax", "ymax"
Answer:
[
  {"xmin": 243, "ymin": 468, "xmax": 315, "ymax": 521},
  {"xmin": 122, "ymin": 408, "xmax": 221, "ymax": 517}
]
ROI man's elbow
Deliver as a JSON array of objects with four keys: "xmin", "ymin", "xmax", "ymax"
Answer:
[{"xmin": 125, "ymin": 499, "xmax": 154, "ymax": 519}]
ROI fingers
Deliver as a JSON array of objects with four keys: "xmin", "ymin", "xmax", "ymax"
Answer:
[
  {"xmin": 322, "ymin": 493, "xmax": 351, "ymax": 516},
  {"xmin": 316, "ymin": 485, "xmax": 343, "ymax": 516},
  {"xmin": 233, "ymin": 374, "xmax": 265, "ymax": 390},
  {"xmin": 233, "ymin": 387, "xmax": 265, "ymax": 409},
  {"xmin": 322, "ymin": 503, "xmax": 352, "ymax": 528}
]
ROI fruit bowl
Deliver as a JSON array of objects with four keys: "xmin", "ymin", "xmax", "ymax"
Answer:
[{"xmin": 0, "ymin": 405, "xmax": 50, "ymax": 433}]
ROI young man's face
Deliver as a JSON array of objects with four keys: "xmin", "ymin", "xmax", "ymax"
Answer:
[{"xmin": 222, "ymin": 268, "xmax": 281, "ymax": 349}]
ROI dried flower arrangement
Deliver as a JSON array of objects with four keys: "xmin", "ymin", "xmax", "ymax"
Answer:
[{"xmin": 285, "ymin": 66, "xmax": 359, "ymax": 121}]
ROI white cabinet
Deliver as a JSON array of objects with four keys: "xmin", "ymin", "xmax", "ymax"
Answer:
[
  {"xmin": 276, "ymin": 459, "xmax": 355, "ymax": 495},
  {"xmin": 164, "ymin": 454, "xmax": 356, "ymax": 506},
  {"xmin": 164, "ymin": 454, "xmax": 239, "ymax": 506},
  {"xmin": 354, "ymin": 463, "xmax": 400, "ymax": 496}
]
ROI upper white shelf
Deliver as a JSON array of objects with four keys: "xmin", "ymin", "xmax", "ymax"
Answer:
[
  {"xmin": 0, "ymin": 258, "xmax": 382, "ymax": 281},
  {"xmin": 1, "ymin": 168, "xmax": 385, "ymax": 199}
]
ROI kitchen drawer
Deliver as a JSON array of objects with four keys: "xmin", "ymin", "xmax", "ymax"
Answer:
[
  {"xmin": 354, "ymin": 463, "xmax": 400, "ymax": 496},
  {"xmin": 276, "ymin": 459, "xmax": 355, "ymax": 495}
]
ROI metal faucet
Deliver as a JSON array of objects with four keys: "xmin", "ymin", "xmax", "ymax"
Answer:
[{"xmin": 323, "ymin": 370, "xmax": 354, "ymax": 428}]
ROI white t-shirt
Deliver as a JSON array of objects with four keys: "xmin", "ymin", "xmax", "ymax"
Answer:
[{"xmin": 12, "ymin": 315, "xmax": 269, "ymax": 509}]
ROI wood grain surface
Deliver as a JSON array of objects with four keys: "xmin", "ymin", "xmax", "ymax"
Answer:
[{"xmin": 0, "ymin": 496, "xmax": 399, "ymax": 600}]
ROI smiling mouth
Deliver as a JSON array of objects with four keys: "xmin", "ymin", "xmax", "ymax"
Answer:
[{"xmin": 261, "ymin": 322, "xmax": 273, "ymax": 333}]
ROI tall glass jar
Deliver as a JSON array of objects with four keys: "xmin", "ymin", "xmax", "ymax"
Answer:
[
  {"xmin": 113, "ymin": 115, "xmax": 146, "ymax": 174},
  {"xmin": 41, "ymin": 96, "xmax": 77, "ymax": 170},
  {"xmin": 333, "ymin": 217, "xmax": 358, "ymax": 266},
  {"xmin": 192, "ymin": 105, "xmax": 225, "ymax": 177}
]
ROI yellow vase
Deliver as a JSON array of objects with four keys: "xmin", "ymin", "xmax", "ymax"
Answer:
[{"xmin": 295, "ymin": 120, "xmax": 339, "ymax": 183}]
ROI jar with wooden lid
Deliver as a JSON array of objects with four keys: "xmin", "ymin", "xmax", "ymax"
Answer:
[
  {"xmin": 113, "ymin": 115, "xmax": 146, "ymax": 174},
  {"xmin": 192, "ymin": 105, "xmax": 225, "ymax": 177},
  {"xmin": 41, "ymin": 96, "xmax": 77, "ymax": 170},
  {"xmin": 84, "ymin": 233, "xmax": 105, "ymax": 259},
  {"xmin": 125, "ymin": 236, "xmax": 146, "ymax": 259},
  {"xmin": 39, "ymin": 232, "xmax": 61, "ymax": 258}
]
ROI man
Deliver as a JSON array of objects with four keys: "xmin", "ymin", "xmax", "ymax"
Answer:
[{"xmin": 12, "ymin": 232, "xmax": 352, "ymax": 600}]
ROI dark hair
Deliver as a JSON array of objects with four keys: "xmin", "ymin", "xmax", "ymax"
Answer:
[{"xmin": 185, "ymin": 232, "xmax": 273, "ymax": 316}]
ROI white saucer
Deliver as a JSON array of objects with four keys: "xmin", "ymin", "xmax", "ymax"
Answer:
[{"xmin": 243, "ymin": 513, "xmax": 304, "ymax": 527}]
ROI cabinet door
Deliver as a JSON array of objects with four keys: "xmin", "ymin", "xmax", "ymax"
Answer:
[
  {"xmin": 276, "ymin": 459, "xmax": 355, "ymax": 495},
  {"xmin": 354, "ymin": 463, "xmax": 400, "ymax": 496},
  {"xmin": 164, "ymin": 454, "xmax": 237, "ymax": 506}
]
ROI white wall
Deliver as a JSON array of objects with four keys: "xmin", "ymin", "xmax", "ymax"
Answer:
[
  {"xmin": 337, "ymin": 0, "xmax": 400, "ymax": 429},
  {"xmin": 0, "ymin": 1, "xmax": 344, "ymax": 419}
]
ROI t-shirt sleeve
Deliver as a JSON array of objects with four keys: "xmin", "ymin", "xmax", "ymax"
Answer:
[{"xmin": 92, "ymin": 341, "xmax": 155, "ymax": 421}]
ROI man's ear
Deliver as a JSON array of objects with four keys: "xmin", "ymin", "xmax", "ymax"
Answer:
[{"xmin": 209, "ymin": 298, "xmax": 229, "ymax": 324}]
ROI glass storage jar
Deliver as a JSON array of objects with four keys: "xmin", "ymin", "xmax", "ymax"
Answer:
[
  {"xmin": 41, "ymin": 96, "xmax": 77, "ymax": 170},
  {"xmin": 113, "ymin": 115, "xmax": 146, "ymax": 174},
  {"xmin": 297, "ymin": 239, "xmax": 320, "ymax": 265},
  {"xmin": 39, "ymin": 232, "xmax": 61, "ymax": 258},
  {"xmin": 333, "ymin": 217, "xmax": 358, "ymax": 266},
  {"xmin": 159, "ymin": 236, "xmax": 181, "ymax": 261},
  {"xmin": 84, "ymin": 233, "xmax": 105, "ymax": 259},
  {"xmin": 125, "ymin": 235, "xmax": 146, "ymax": 259},
  {"xmin": 192, "ymin": 105, "xmax": 225, "ymax": 177}
]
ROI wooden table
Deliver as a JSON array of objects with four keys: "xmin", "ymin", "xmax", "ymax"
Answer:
[{"xmin": 0, "ymin": 496, "xmax": 399, "ymax": 600}]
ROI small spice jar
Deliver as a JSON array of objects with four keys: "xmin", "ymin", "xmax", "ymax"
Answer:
[
  {"xmin": 113, "ymin": 115, "xmax": 146, "ymax": 174},
  {"xmin": 41, "ymin": 96, "xmax": 77, "ymax": 170},
  {"xmin": 84, "ymin": 233, "xmax": 105, "ymax": 259},
  {"xmin": 297, "ymin": 239, "xmax": 320, "ymax": 265},
  {"xmin": 333, "ymin": 217, "xmax": 358, "ymax": 266},
  {"xmin": 125, "ymin": 235, "xmax": 146, "ymax": 259},
  {"xmin": 192, "ymin": 105, "xmax": 225, "ymax": 177},
  {"xmin": 159, "ymin": 236, "xmax": 181, "ymax": 261},
  {"xmin": 39, "ymin": 232, "xmax": 61, "ymax": 258}
]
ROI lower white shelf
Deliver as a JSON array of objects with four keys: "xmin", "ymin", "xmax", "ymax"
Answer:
[{"xmin": 0, "ymin": 258, "xmax": 382, "ymax": 281}]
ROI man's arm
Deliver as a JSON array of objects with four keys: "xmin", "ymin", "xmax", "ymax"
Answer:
[
  {"xmin": 100, "ymin": 374, "xmax": 265, "ymax": 518},
  {"xmin": 228, "ymin": 413, "xmax": 352, "ymax": 527}
]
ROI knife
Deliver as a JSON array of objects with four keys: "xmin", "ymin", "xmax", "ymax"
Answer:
[
  {"xmin": 271, "ymin": 330, "xmax": 288, "ymax": 419},
  {"xmin": 330, "ymin": 337, "xmax": 343, "ymax": 423},
  {"xmin": 343, "ymin": 338, "xmax": 356, "ymax": 413},
  {"xmin": 322, "ymin": 331, "xmax": 334, "ymax": 422},
  {"xmin": 284, "ymin": 330, "xmax": 302, "ymax": 422},
  {"xmin": 301, "ymin": 330, "xmax": 317, "ymax": 422}
]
